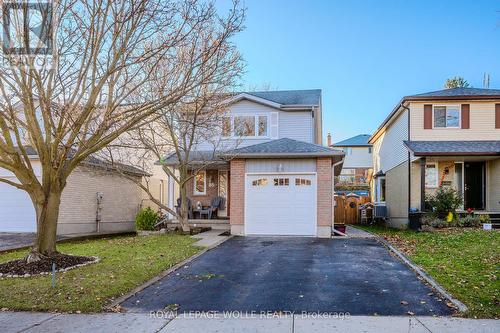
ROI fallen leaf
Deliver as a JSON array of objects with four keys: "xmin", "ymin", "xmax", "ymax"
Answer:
[{"xmin": 400, "ymin": 300, "xmax": 409, "ymax": 305}]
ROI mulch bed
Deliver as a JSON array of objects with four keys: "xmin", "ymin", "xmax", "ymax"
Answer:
[{"xmin": 0, "ymin": 253, "xmax": 96, "ymax": 276}]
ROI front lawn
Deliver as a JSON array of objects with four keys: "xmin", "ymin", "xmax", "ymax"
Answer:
[
  {"xmin": 356, "ymin": 225, "xmax": 499, "ymax": 318},
  {"xmin": 0, "ymin": 234, "xmax": 201, "ymax": 312}
]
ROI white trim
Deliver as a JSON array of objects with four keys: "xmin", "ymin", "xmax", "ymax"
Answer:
[
  {"xmin": 193, "ymin": 170, "xmax": 206, "ymax": 195},
  {"xmin": 425, "ymin": 161, "xmax": 439, "ymax": 188},
  {"xmin": 245, "ymin": 172, "xmax": 317, "ymax": 176},
  {"xmin": 432, "ymin": 105, "xmax": 461, "ymax": 129},
  {"xmin": 221, "ymin": 114, "xmax": 270, "ymax": 139},
  {"xmin": 225, "ymin": 93, "xmax": 282, "ymax": 109},
  {"xmin": 375, "ymin": 176, "xmax": 386, "ymax": 203}
]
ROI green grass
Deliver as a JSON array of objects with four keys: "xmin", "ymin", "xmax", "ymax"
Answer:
[
  {"xmin": 0, "ymin": 234, "xmax": 201, "ymax": 313},
  {"xmin": 356, "ymin": 225, "xmax": 500, "ymax": 318}
]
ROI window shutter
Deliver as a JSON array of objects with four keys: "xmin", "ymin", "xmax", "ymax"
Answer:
[
  {"xmin": 424, "ymin": 104, "xmax": 432, "ymax": 129},
  {"xmin": 496, "ymin": 104, "xmax": 500, "ymax": 129},
  {"xmin": 270, "ymin": 112, "xmax": 279, "ymax": 139},
  {"xmin": 461, "ymin": 104, "xmax": 470, "ymax": 129}
]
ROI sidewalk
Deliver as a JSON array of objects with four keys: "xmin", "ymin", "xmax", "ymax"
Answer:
[{"xmin": 1, "ymin": 311, "xmax": 498, "ymax": 333}]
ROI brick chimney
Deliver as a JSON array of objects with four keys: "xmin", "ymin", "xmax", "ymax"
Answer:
[{"xmin": 327, "ymin": 132, "xmax": 332, "ymax": 147}]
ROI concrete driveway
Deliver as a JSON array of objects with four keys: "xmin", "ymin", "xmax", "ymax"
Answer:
[
  {"xmin": 0, "ymin": 232, "xmax": 36, "ymax": 251},
  {"xmin": 122, "ymin": 237, "xmax": 453, "ymax": 316}
]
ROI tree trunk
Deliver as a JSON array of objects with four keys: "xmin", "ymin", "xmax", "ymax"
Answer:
[
  {"xmin": 179, "ymin": 181, "xmax": 191, "ymax": 233},
  {"xmin": 26, "ymin": 189, "xmax": 63, "ymax": 262}
]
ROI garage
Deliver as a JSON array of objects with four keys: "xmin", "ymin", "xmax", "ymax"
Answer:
[
  {"xmin": 245, "ymin": 173, "xmax": 317, "ymax": 236},
  {"xmin": 0, "ymin": 179, "xmax": 36, "ymax": 232}
]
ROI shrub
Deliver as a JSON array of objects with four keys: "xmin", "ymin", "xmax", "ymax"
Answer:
[
  {"xmin": 457, "ymin": 215, "xmax": 481, "ymax": 228},
  {"xmin": 425, "ymin": 187, "xmax": 462, "ymax": 218},
  {"xmin": 135, "ymin": 207, "xmax": 159, "ymax": 231}
]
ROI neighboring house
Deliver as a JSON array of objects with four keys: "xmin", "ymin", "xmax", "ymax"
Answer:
[
  {"xmin": 369, "ymin": 87, "xmax": 500, "ymax": 228},
  {"xmin": 331, "ymin": 134, "xmax": 373, "ymax": 191},
  {"xmin": 0, "ymin": 151, "xmax": 147, "ymax": 235},
  {"xmin": 163, "ymin": 89, "xmax": 344, "ymax": 237}
]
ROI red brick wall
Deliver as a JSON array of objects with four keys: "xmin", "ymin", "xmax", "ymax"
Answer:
[
  {"xmin": 317, "ymin": 157, "xmax": 333, "ymax": 227},
  {"xmin": 187, "ymin": 169, "xmax": 219, "ymax": 206},
  {"xmin": 229, "ymin": 159, "xmax": 245, "ymax": 226}
]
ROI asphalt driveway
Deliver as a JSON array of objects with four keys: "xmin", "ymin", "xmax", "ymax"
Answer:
[
  {"xmin": 0, "ymin": 232, "xmax": 36, "ymax": 251},
  {"xmin": 122, "ymin": 237, "xmax": 453, "ymax": 316}
]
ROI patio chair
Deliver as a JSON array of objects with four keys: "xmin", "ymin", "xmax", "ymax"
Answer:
[
  {"xmin": 208, "ymin": 196, "xmax": 225, "ymax": 219},
  {"xmin": 176, "ymin": 197, "xmax": 194, "ymax": 219}
]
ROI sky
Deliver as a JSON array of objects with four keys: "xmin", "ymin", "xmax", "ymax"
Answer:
[{"xmin": 217, "ymin": 0, "xmax": 500, "ymax": 143}]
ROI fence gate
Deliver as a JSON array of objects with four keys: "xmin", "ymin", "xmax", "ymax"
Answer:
[{"xmin": 334, "ymin": 194, "xmax": 369, "ymax": 224}]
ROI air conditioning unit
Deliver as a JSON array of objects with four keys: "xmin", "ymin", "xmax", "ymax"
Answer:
[{"xmin": 373, "ymin": 203, "xmax": 387, "ymax": 219}]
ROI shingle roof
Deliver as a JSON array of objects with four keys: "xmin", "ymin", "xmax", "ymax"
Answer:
[
  {"xmin": 243, "ymin": 89, "xmax": 321, "ymax": 106},
  {"xmin": 406, "ymin": 87, "xmax": 500, "ymax": 99},
  {"xmin": 404, "ymin": 141, "xmax": 500, "ymax": 156},
  {"xmin": 228, "ymin": 138, "xmax": 344, "ymax": 158},
  {"xmin": 332, "ymin": 134, "xmax": 372, "ymax": 147},
  {"xmin": 161, "ymin": 150, "xmax": 227, "ymax": 166}
]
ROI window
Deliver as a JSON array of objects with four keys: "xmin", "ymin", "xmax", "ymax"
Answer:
[
  {"xmin": 368, "ymin": 147, "xmax": 372, "ymax": 154},
  {"xmin": 222, "ymin": 115, "xmax": 269, "ymax": 138},
  {"xmin": 193, "ymin": 171, "xmax": 206, "ymax": 195},
  {"xmin": 273, "ymin": 178, "xmax": 289, "ymax": 186},
  {"xmin": 343, "ymin": 148, "xmax": 352, "ymax": 155},
  {"xmin": 425, "ymin": 163, "xmax": 438, "ymax": 188},
  {"xmin": 252, "ymin": 178, "xmax": 268, "ymax": 186},
  {"xmin": 433, "ymin": 106, "xmax": 460, "ymax": 128},
  {"xmin": 376, "ymin": 176, "xmax": 386, "ymax": 202},
  {"xmin": 295, "ymin": 178, "xmax": 311, "ymax": 186}
]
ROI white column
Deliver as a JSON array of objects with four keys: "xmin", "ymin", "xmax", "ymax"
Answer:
[{"xmin": 168, "ymin": 174, "xmax": 175, "ymax": 219}]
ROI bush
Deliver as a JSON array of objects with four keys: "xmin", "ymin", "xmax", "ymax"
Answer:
[
  {"xmin": 425, "ymin": 187, "xmax": 462, "ymax": 218},
  {"xmin": 135, "ymin": 207, "xmax": 159, "ymax": 231},
  {"xmin": 457, "ymin": 215, "xmax": 482, "ymax": 228}
]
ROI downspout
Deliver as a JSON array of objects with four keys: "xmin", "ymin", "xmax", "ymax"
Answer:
[{"xmin": 331, "ymin": 158, "xmax": 345, "ymax": 236}]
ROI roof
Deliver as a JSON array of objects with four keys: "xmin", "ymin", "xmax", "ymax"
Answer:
[
  {"xmin": 243, "ymin": 89, "xmax": 321, "ymax": 106},
  {"xmin": 228, "ymin": 138, "xmax": 344, "ymax": 159},
  {"xmin": 369, "ymin": 87, "xmax": 500, "ymax": 143},
  {"xmin": 332, "ymin": 134, "xmax": 372, "ymax": 147},
  {"xmin": 161, "ymin": 150, "xmax": 227, "ymax": 166},
  {"xmin": 406, "ymin": 87, "xmax": 500, "ymax": 99},
  {"xmin": 22, "ymin": 147, "xmax": 147, "ymax": 176},
  {"xmin": 404, "ymin": 140, "xmax": 500, "ymax": 156}
]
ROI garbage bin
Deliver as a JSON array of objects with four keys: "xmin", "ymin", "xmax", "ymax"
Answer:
[{"xmin": 408, "ymin": 212, "xmax": 422, "ymax": 231}]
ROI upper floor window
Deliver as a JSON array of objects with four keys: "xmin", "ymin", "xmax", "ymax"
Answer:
[
  {"xmin": 368, "ymin": 147, "xmax": 372, "ymax": 154},
  {"xmin": 434, "ymin": 106, "xmax": 459, "ymax": 128},
  {"xmin": 343, "ymin": 148, "xmax": 352, "ymax": 155},
  {"xmin": 222, "ymin": 115, "xmax": 269, "ymax": 138}
]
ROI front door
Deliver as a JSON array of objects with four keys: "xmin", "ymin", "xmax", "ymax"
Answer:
[{"xmin": 464, "ymin": 162, "xmax": 485, "ymax": 210}]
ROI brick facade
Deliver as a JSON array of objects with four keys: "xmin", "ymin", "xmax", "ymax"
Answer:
[
  {"xmin": 186, "ymin": 169, "xmax": 220, "ymax": 207},
  {"xmin": 229, "ymin": 159, "xmax": 245, "ymax": 228},
  {"xmin": 317, "ymin": 157, "xmax": 333, "ymax": 228}
]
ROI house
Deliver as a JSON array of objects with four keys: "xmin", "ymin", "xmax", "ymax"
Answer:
[
  {"xmin": 0, "ymin": 150, "xmax": 147, "ymax": 235},
  {"xmin": 369, "ymin": 87, "xmax": 500, "ymax": 228},
  {"xmin": 163, "ymin": 89, "xmax": 344, "ymax": 237},
  {"xmin": 330, "ymin": 134, "xmax": 373, "ymax": 195}
]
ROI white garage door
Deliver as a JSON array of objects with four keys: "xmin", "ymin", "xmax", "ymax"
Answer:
[
  {"xmin": 245, "ymin": 174, "xmax": 316, "ymax": 236},
  {"xmin": 0, "ymin": 179, "xmax": 36, "ymax": 232}
]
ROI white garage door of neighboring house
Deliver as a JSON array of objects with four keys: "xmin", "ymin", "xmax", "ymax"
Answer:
[
  {"xmin": 245, "ymin": 173, "xmax": 317, "ymax": 236},
  {"xmin": 0, "ymin": 178, "xmax": 36, "ymax": 232}
]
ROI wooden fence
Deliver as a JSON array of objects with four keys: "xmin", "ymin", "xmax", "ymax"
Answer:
[{"xmin": 334, "ymin": 195, "xmax": 370, "ymax": 224}]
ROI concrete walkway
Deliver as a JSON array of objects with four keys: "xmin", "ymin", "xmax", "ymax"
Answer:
[
  {"xmin": 191, "ymin": 229, "xmax": 230, "ymax": 247},
  {"xmin": 0, "ymin": 312, "xmax": 498, "ymax": 333},
  {"xmin": 345, "ymin": 225, "xmax": 376, "ymax": 238}
]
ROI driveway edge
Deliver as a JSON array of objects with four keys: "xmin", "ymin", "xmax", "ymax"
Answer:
[
  {"xmin": 104, "ymin": 235, "xmax": 233, "ymax": 312},
  {"xmin": 375, "ymin": 236, "xmax": 468, "ymax": 313}
]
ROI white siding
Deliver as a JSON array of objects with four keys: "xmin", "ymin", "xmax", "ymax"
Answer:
[
  {"xmin": 410, "ymin": 101, "xmax": 500, "ymax": 141},
  {"xmin": 373, "ymin": 109, "xmax": 409, "ymax": 173},
  {"xmin": 245, "ymin": 159, "xmax": 316, "ymax": 173},
  {"xmin": 194, "ymin": 99, "xmax": 314, "ymax": 151},
  {"xmin": 342, "ymin": 146, "xmax": 372, "ymax": 168}
]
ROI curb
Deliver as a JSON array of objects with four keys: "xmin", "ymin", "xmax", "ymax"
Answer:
[
  {"xmin": 375, "ymin": 236, "xmax": 468, "ymax": 313},
  {"xmin": 104, "ymin": 235, "xmax": 233, "ymax": 311}
]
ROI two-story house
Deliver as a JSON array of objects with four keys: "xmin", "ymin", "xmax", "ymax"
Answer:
[
  {"xmin": 370, "ymin": 87, "xmax": 500, "ymax": 228},
  {"xmin": 163, "ymin": 90, "xmax": 344, "ymax": 237},
  {"xmin": 331, "ymin": 134, "xmax": 373, "ymax": 196}
]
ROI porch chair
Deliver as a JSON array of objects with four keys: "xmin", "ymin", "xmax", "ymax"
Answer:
[
  {"xmin": 176, "ymin": 197, "xmax": 194, "ymax": 219},
  {"xmin": 207, "ymin": 196, "xmax": 225, "ymax": 219}
]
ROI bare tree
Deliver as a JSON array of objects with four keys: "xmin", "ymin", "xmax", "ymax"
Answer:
[{"xmin": 0, "ymin": 0, "xmax": 244, "ymax": 261}]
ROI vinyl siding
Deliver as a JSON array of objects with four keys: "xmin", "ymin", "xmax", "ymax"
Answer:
[
  {"xmin": 341, "ymin": 146, "xmax": 372, "ymax": 168},
  {"xmin": 487, "ymin": 159, "xmax": 500, "ymax": 211},
  {"xmin": 195, "ymin": 100, "xmax": 314, "ymax": 151},
  {"xmin": 385, "ymin": 161, "xmax": 409, "ymax": 228},
  {"xmin": 372, "ymin": 109, "xmax": 409, "ymax": 173},
  {"xmin": 245, "ymin": 159, "xmax": 316, "ymax": 173},
  {"xmin": 410, "ymin": 101, "xmax": 500, "ymax": 141}
]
